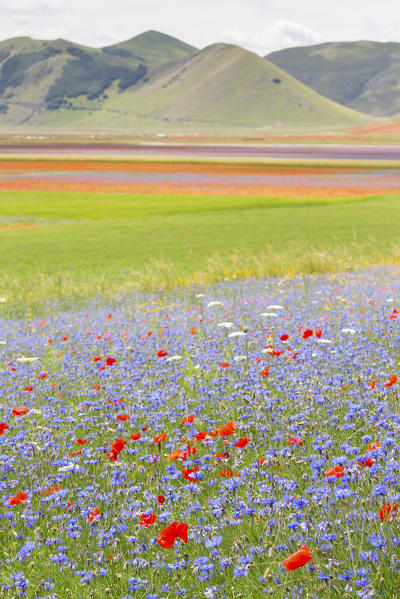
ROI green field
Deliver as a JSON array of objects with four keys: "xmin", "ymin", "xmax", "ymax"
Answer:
[{"xmin": 1, "ymin": 189, "xmax": 400, "ymax": 316}]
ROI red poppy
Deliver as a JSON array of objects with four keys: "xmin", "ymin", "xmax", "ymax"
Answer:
[
  {"xmin": 153, "ymin": 433, "xmax": 167, "ymax": 444},
  {"xmin": 37, "ymin": 371, "xmax": 47, "ymax": 379},
  {"xmin": 215, "ymin": 452, "xmax": 227, "ymax": 460},
  {"xmin": 9, "ymin": 492, "xmax": 28, "ymax": 506},
  {"xmin": 314, "ymin": 329, "xmax": 322, "ymax": 338},
  {"xmin": 139, "ymin": 513, "xmax": 157, "ymax": 527},
  {"xmin": 181, "ymin": 415, "xmax": 195, "ymax": 425},
  {"xmin": 182, "ymin": 443, "xmax": 196, "ymax": 460},
  {"xmin": 234, "ymin": 437, "xmax": 250, "ymax": 448},
  {"xmin": 260, "ymin": 366, "xmax": 270, "ymax": 377},
  {"xmin": 130, "ymin": 432, "xmax": 140, "ymax": 441},
  {"xmin": 117, "ymin": 414, "xmax": 130, "ymax": 421},
  {"xmin": 357, "ymin": 454, "xmax": 374, "ymax": 468},
  {"xmin": 93, "ymin": 356, "xmax": 102, "ymax": 362},
  {"xmin": 111, "ymin": 437, "xmax": 125, "ymax": 452},
  {"xmin": 379, "ymin": 502, "xmax": 398, "ymax": 522},
  {"xmin": 45, "ymin": 485, "xmax": 61, "ymax": 495},
  {"xmin": 220, "ymin": 469, "xmax": 236, "ymax": 477},
  {"xmin": 106, "ymin": 357, "xmax": 116, "ymax": 366},
  {"xmin": 157, "ymin": 349, "xmax": 168, "ymax": 358},
  {"xmin": 367, "ymin": 441, "xmax": 382, "ymax": 451},
  {"xmin": 287, "ymin": 437, "xmax": 303, "ymax": 446},
  {"xmin": 88, "ymin": 507, "xmax": 100, "ymax": 522},
  {"xmin": 23, "ymin": 386, "xmax": 34, "ymax": 392},
  {"xmin": 259, "ymin": 457, "xmax": 266, "ymax": 466},
  {"xmin": 282, "ymin": 545, "xmax": 313, "ymax": 571},
  {"xmin": 280, "ymin": 334, "xmax": 289, "ymax": 341},
  {"xmin": 190, "ymin": 327, "xmax": 197, "ymax": 335},
  {"xmin": 76, "ymin": 438, "xmax": 87, "ymax": 445},
  {"xmin": 157, "ymin": 521, "xmax": 188, "ymax": 549},
  {"xmin": 324, "ymin": 465, "xmax": 344, "ymax": 479},
  {"xmin": 210, "ymin": 421, "xmax": 237, "ymax": 437},
  {"xmin": 194, "ymin": 431, "xmax": 207, "ymax": 442},
  {"xmin": 219, "ymin": 362, "xmax": 230, "ymax": 369},
  {"xmin": 62, "ymin": 336, "xmax": 68, "ymax": 342},
  {"xmin": 182, "ymin": 467, "xmax": 199, "ymax": 482},
  {"xmin": 384, "ymin": 375, "xmax": 398, "ymax": 387},
  {"xmin": 0, "ymin": 422, "xmax": 8, "ymax": 435},
  {"xmin": 107, "ymin": 437, "xmax": 126, "ymax": 461},
  {"xmin": 12, "ymin": 406, "xmax": 29, "ymax": 416},
  {"xmin": 167, "ymin": 448, "xmax": 185, "ymax": 462},
  {"xmin": 157, "ymin": 495, "xmax": 165, "ymax": 505},
  {"xmin": 302, "ymin": 329, "xmax": 314, "ymax": 339},
  {"xmin": 368, "ymin": 380, "xmax": 377, "ymax": 389}
]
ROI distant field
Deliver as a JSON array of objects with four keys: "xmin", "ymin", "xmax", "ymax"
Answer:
[{"xmin": 0, "ymin": 184, "xmax": 400, "ymax": 315}]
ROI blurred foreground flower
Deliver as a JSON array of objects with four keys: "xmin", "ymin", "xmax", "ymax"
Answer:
[{"xmin": 282, "ymin": 545, "xmax": 313, "ymax": 571}]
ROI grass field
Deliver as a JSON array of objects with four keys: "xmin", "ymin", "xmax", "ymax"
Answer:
[{"xmin": 0, "ymin": 187, "xmax": 399, "ymax": 316}]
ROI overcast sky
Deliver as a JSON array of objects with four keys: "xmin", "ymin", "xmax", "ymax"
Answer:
[{"xmin": 1, "ymin": 0, "xmax": 399, "ymax": 55}]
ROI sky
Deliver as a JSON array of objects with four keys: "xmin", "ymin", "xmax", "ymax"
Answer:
[{"xmin": 0, "ymin": 0, "xmax": 399, "ymax": 55}]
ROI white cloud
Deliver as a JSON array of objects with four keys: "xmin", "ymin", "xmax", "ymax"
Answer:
[
  {"xmin": 0, "ymin": 0, "xmax": 397, "ymax": 53},
  {"xmin": 0, "ymin": 0, "xmax": 63, "ymax": 10},
  {"xmin": 220, "ymin": 20, "xmax": 321, "ymax": 56}
]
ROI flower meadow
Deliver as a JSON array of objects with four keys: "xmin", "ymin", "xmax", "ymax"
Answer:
[{"xmin": 1, "ymin": 267, "xmax": 400, "ymax": 599}]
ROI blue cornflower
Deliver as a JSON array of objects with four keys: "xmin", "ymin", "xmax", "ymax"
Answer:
[
  {"xmin": 372, "ymin": 483, "xmax": 387, "ymax": 497},
  {"xmin": 204, "ymin": 535, "xmax": 222, "ymax": 548},
  {"xmin": 233, "ymin": 565, "xmax": 248, "ymax": 577},
  {"xmin": 16, "ymin": 541, "xmax": 35, "ymax": 561}
]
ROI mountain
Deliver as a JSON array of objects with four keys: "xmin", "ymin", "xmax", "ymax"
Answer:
[
  {"xmin": 267, "ymin": 41, "xmax": 400, "ymax": 117},
  {"xmin": 0, "ymin": 34, "xmax": 372, "ymax": 129},
  {"xmin": 103, "ymin": 30, "xmax": 196, "ymax": 63}
]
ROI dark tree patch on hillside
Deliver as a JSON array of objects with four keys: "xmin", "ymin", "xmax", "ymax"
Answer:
[
  {"xmin": 66, "ymin": 47, "xmax": 93, "ymax": 61},
  {"xmin": 45, "ymin": 57, "xmax": 147, "ymax": 108},
  {"xmin": 0, "ymin": 50, "xmax": 10, "ymax": 64},
  {"xmin": 118, "ymin": 64, "xmax": 147, "ymax": 90},
  {"xmin": 0, "ymin": 47, "xmax": 62, "ymax": 95}
]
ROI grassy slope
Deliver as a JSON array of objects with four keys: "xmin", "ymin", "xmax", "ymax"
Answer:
[
  {"xmin": 40, "ymin": 44, "xmax": 373, "ymax": 130},
  {"xmin": 104, "ymin": 30, "xmax": 196, "ymax": 63},
  {"xmin": 0, "ymin": 189, "xmax": 399, "ymax": 312},
  {"xmin": 267, "ymin": 41, "xmax": 400, "ymax": 117}
]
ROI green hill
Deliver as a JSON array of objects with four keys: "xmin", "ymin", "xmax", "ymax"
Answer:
[
  {"xmin": 0, "ymin": 36, "xmax": 372, "ymax": 130},
  {"xmin": 63, "ymin": 43, "xmax": 370, "ymax": 129},
  {"xmin": 103, "ymin": 30, "xmax": 196, "ymax": 63},
  {"xmin": 0, "ymin": 36, "xmax": 147, "ymax": 125},
  {"xmin": 267, "ymin": 41, "xmax": 400, "ymax": 117}
]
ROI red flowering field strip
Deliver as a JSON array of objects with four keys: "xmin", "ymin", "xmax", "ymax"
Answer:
[{"xmin": 0, "ymin": 159, "xmax": 399, "ymax": 197}]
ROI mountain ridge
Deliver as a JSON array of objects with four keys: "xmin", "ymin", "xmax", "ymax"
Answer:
[
  {"xmin": 0, "ymin": 31, "xmax": 375, "ymax": 129},
  {"xmin": 266, "ymin": 40, "xmax": 400, "ymax": 116}
]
